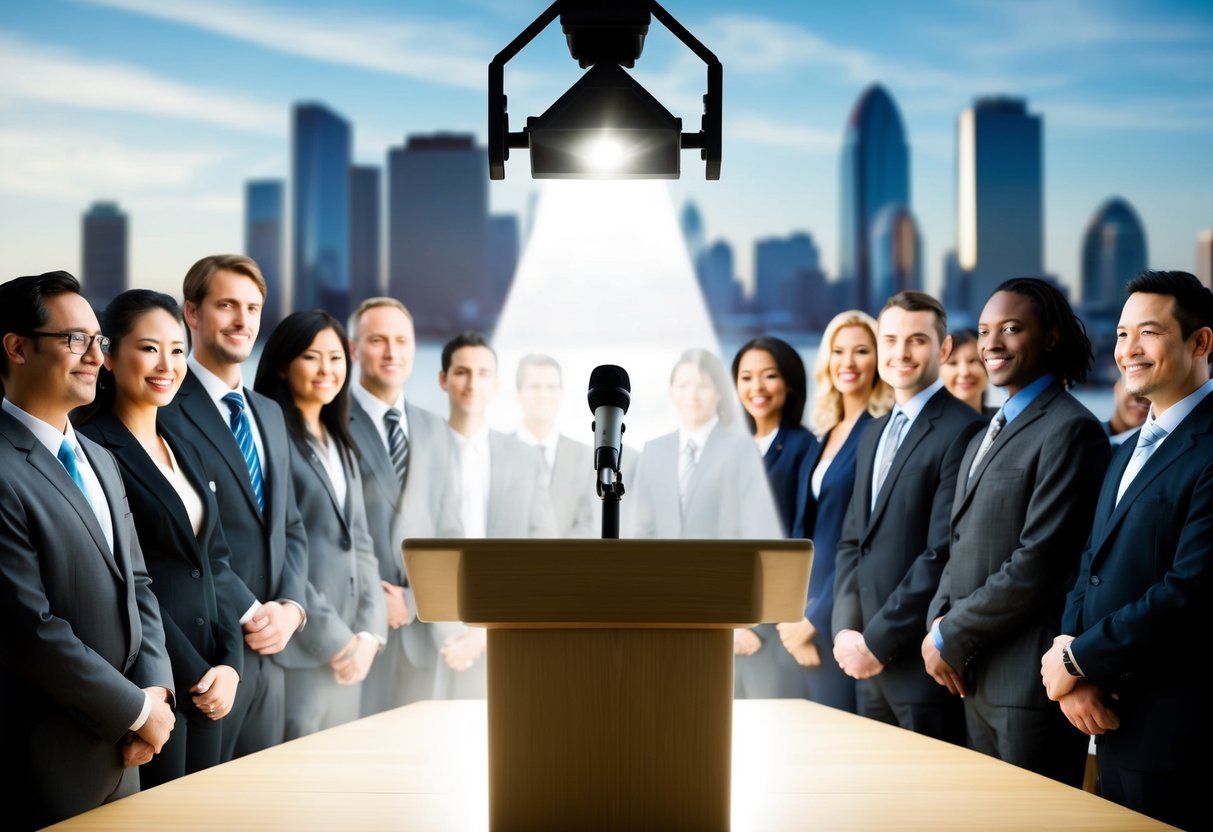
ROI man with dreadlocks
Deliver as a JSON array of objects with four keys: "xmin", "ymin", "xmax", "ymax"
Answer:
[{"xmin": 921, "ymin": 277, "xmax": 1111, "ymax": 787}]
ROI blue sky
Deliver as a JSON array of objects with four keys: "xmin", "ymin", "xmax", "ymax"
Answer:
[{"xmin": 1, "ymin": 0, "xmax": 1211, "ymax": 298}]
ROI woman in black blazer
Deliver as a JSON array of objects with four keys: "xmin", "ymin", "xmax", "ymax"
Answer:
[
  {"xmin": 76, "ymin": 290, "xmax": 243, "ymax": 784},
  {"xmin": 254, "ymin": 311, "xmax": 385, "ymax": 739},
  {"xmin": 786, "ymin": 311, "xmax": 893, "ymax": 712},
  {"xmin": 732, "ymin": 336, "xmax": 815, "ymax": 535}
]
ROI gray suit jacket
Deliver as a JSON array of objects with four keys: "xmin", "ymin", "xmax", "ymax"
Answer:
[
  {"xmin": 523, "ymin": 434, "xmax": 596, "ymax": 538},
  {"xmin": 629, "ymin": 423, "xmax": 781, "ymax": 539},
  {"xmin": 485, "ymin": 430, "xmax": 559, "ymax": 538},
  {"xmin": 278, "ymin": 437, "xmax": 385, "ymax": 669},
  {"xmin": 349, "ymin": 399, "xmax": 462, "ymax": 669},
  {"xmin": 928, "ymin": 384, "xmax": 1110, "ymax": 708},
  {"xmin": 0, "ymin": 410, "xmax": 173, "ymax": 829}
]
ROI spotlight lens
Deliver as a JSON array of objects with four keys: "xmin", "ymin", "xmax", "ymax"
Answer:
[{"xmin": 586, "ymin": 136, "xmax": 626, "ymax": 171}]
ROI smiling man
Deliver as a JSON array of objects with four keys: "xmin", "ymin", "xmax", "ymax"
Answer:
[
  {"xmin": 1040, "ymin": 270, "xmax": 1213, "ymax": 829},
  {"xmin": 159, "ymin": 254, "xmax": 309, "ymax": 760},
  {"xmin": 346, "ymin": 297, "xmax": 462, "ymax": 715},
  {"xmin": 923, "ymin": 277, "xmax": 1110, "ymax": 787},
  {"xmin": 0, "ymin": 271, "xmax": 174, "ymax": 829},
  {"xmin": 831, "ymin": 291, "xmax": 982, "ymax": 745}
]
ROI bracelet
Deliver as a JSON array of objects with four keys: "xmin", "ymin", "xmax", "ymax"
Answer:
[{"xmin": 1061, "ymin": 644, "xmax": 1082, "ymax": 677}]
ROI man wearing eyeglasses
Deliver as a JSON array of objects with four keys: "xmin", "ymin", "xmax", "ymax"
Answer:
[{"xmin": 0, "ymin": 271, "xmax": 175, "ymax": 830}]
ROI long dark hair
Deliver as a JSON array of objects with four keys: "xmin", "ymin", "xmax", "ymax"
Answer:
[
  {"xmin": 992, "ymin": 277, "xmax": 1092, "ymax": 387},
  {"xmin": 254, "ymin": 310, "xmax": 359, "ymax": 466},
  {"xmin": 731, "ymin": 336, "xmax": 807, "ymax": 433},
  {"xmin": 73, "ymin": 289, "xmax": 183, "ymax": 426}
]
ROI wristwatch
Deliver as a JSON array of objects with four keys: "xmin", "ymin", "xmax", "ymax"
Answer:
[{"xmin": 1061, "ymin": 643, "xmax": 1082, "ymax": 677}]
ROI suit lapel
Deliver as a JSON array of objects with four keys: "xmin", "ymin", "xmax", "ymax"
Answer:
[
  {"xmin": 351, "ymin": 400, "xmax": 400, "ymax": 509},
  {"xmin": 177, "ymin": 374, "xmax": 263, "ymax": 521},
  {"xmin": 73, "ymin": 440, "xmax": 125, "ymax": 580},
  {"xmin": 953, "ymin": 385, "xmax": 1058, "ymax": 520},
  {"xmin": 1093, "ymin": 398, "xmax": 1213, "ymax": 554},
  {"xmin": 486, "ymin": 431, "xmax": 509, "ymax": 533}
]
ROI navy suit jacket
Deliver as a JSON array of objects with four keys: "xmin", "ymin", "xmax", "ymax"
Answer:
[
  {"xmin": 791, "ymin": 413, "xmax": 872, "ymax": 633},
  {"xmin": 160, "ymin": 372, "xmax": 309, "ymax": 615},
  {"xmin": 1063, "ymin": 390, "xmax": 1213, "ymax": 770},
  {"xmin": 78, "ymin": 413, "xmax": 245, "ymax": 703},
  {"xmin": 762, "ymin": 425, "xmax": 815, "ymax": 537}
]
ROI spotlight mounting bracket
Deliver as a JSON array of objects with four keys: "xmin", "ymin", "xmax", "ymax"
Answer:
[{"xmin": 489, "ymin": 0, "xmax": 722, "ymax": 181}]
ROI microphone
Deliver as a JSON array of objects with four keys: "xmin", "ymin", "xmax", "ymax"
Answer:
[{"xmin": 587, "ymin": 365, "xmax": 630, "ymax": 482}]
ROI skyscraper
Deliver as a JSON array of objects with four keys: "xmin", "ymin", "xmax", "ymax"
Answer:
[
  {"xmin": 350, "ymin": 165, "xmax": 381, "ymax": 307},
  {"xmin": 839, "ymin": 84, "xmax": 910, "ymax": 316},
  {"xmin": 245, "ymin": 180, "xmax": 284, "ymax": 333},
  {"xmin": 1196, "ymin": 229, "xmax": 1213, "ymax": 290},
  {"xmin": 696, "ymin": 238, "xmax": 740, "ymax": 319},
  {"xmin": 869, "ymin": 204, "xmax": 921, "ymax": 304},
  {"xmin": 81, "ymin": 201, "xmax": 127, "ymax": 308},
  {"xmin": 1080, "ymin": 197, "xmax": 1147, "ymax": 309},
  {"xmin": 293, "ymin": 102, "xmax": 351, "ymax": 321},
  {"xmin": 755, "ymin": 233, "xmax": 826, "ymax": 329},
  {"xmin": 487, "ymin": 214, "xmax": 520, "ymax": 319},
  {"xmin": 388, "ymin": 133, "xmax": 487, "ymax": 333},
  {"xmin": 957, "ymin": 96, "xmax": 1044, "ymax": 311},
  {"xmin": 680, "ymin": 200, "xmax": 706, "ymax": 267}
]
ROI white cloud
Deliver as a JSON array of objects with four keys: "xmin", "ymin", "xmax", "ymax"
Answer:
[
  {"xmin": 78, "ymin": 0, "xmax": 506, "ymax": 91},
  {"xmin": 0, "ymin": 127, "xmax": 228, "ymax": 202}
]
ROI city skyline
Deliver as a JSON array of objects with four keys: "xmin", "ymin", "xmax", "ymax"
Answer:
[{"xmin": 1, "ymin": 0, "xmax": 1211, "ymax": 301}]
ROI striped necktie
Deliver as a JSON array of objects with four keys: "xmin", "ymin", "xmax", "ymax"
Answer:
[
  {"xmin": 679, "ymin": 438, "xmax": 699, "ymax": 512},
  {"xmin": 874, "ymin": 410, "xmax": 907, "ymax": 502},
  {"xmin": 223, "ymin": 391, "xmax": 265, "ymax": 512},
  {"xmin": 384, "ymin": 407, "xmax": 409, "ymax": 489},
  {"xmin": 968, "ymin": 408, "xmax": 1006, "ymax": 481}
]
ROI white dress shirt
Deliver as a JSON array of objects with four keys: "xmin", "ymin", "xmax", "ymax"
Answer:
[
  {"xmin": 755, "ymin": 426, "xmax": 779, "ymax": 457},
  {"xmin": 187, "ymin": 354, "xmax": 266, "ymax": 466},
  {"xmin": 516, "ymin": 426, "xmax": 558, "ymax": 486},
  {"xmin": 452, "ymin": 427, "xmax": 491, "ymax": 539},
  {"xmin": 352, "ymin": 384, "xmax": 410, "ymax": 455},
  {"xmin": 870, "ymin": 378, "xmax": 943, "ymax": 507}
]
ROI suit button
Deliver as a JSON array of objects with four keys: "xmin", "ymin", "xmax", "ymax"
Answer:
[
  {"xmin": 128, "ymin": 654, "xmax": 137, "ymax": 664},
  {"xmin": 191, "ymin": 569, "xmax": 201, "ymax": 578},
  {"xmin": 340, "ymin": 537, "xmax": 351, "ymax": 549},
  {"xmin": 1090, "ymin": 575, "xmax": 1101, "ymax": 586},
  {"xmin": 194, "ymin": 617, "xmax": 205, "ymax": 626}
]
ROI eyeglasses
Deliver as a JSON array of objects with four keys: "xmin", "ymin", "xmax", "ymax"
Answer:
[{"xmin": 21, "ymin": 330, "xmax": 111, "ymax": 355}]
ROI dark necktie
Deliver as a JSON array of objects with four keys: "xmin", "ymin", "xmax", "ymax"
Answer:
[
  {"xmin": 223, "ymin": 391, "xmax": 265, "ymax": 512},
  {"xmin": 384, "ymin": 408, "xmax": 410, "ymax": 490}
]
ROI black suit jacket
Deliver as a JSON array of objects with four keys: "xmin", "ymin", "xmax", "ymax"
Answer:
[
  {"xmin": 159, "ymin": 372, "xmax": 308, "ymax": 614},
  {"xmin": 78, "ymin": 412, "xmax": 245, "ymax": 701},
  {"xmin": 0, "ymin": 410, "xmax": 173, "ymax": 829},
  {"xmin": 929, "ymin": 383, "xmax": 1111, "ymax": 708},
  {"xmin": 1063, "ymin": 390, "xmax": 1213, "ymax": 770},
  {"xmin": 833, "ymin": 388, "xmax": 983, "ymax": 702}
]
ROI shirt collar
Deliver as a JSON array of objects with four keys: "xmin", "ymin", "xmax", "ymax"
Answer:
[
  {"xmin": 452, "ymin": 425, "xmax": 490, "ymax": 453},
  {"xmin": 188, "ymin": 354, "xmax": 244, "ymax": 405},
  {"xmin": 517, "ymin": 425, "xmax": 558, "ymax": 453},
  {"xmin": 352, "ymin": 384, "xmax": 409, "ymax": 435},
  {"xmin": 680, "ymin": 414, "xmax": 719, "ymax": 451},
  {"xmin": 894, "ymin": 378, "xmax": 944, "ymax": 425},
  {"xmin": 1001, "ymin": 372, "xmax": 1055, "ymax": 424},
  {"xmin": 1, "ymin": 397, "xmax": 76, "ymax": 457},
  {"xmin": 1144, "ymin": 378, "xmax": 1213, "ymax": 438}
]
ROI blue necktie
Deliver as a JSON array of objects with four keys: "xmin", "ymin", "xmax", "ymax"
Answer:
[
  {"xmin": 1115, "ymin": 418, "xmax": 1168, "ymax": 505},
  {"xmin": 57, "ymin": 439, "xmax": 92, "ymax": 506},
  {"xmin": 223, "ymin": 392, "xmax": 265, "ymax": 512}
]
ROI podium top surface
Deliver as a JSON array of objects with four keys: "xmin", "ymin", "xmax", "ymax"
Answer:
[{"xmin": 403, "ymin": 538, "xmax": 812, "ymax": 627}]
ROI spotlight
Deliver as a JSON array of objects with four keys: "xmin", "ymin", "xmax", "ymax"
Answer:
[{"xmin": 489, "ymin": 0, "xmax": 722, "ymax": 181}]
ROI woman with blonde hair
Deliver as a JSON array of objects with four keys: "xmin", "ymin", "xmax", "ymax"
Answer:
[{"xmin": 779, "ymin": 311, "xmax": 892, "ymax": 711}]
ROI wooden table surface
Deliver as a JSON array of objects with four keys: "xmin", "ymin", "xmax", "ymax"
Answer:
[{"xmin": 46, "ymin": 700, "xmax": 1172, "ymax": 831}]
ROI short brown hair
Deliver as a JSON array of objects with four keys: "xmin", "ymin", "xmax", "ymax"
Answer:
[
  {"xmin": 347, "ymin": 296, "xmax": 413, "ymax": 340},
  {"xmin": 182, "ymin": 254, "xmax": 267, "ymax": 305},
  {"xmin": 880, "ymin": 290, "xmax": 947, "ymax": 343}
]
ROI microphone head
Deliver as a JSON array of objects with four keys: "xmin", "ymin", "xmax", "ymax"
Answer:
[{"xmin": 588, "ymin": 364, "xmax": 631, "ymax": 413}]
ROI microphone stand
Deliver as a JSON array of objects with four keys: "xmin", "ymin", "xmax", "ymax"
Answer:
[{"xmin": 597, "ymin": 467, "xmax": 624, "ymax": 539}]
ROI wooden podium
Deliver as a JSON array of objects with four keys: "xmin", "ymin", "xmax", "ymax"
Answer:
[{"xmin": 404, "ymin": 539, "xmax": 812, "ymax": 832}]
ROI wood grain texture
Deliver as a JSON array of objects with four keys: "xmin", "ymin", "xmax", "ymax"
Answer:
[
  {"xmin": 45, "ymin": 701, "xmax": 1172, "ymax": 832},
  {"xmin": 487, "ymin": 627, "xmax": 733, "ymax": 831}
]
